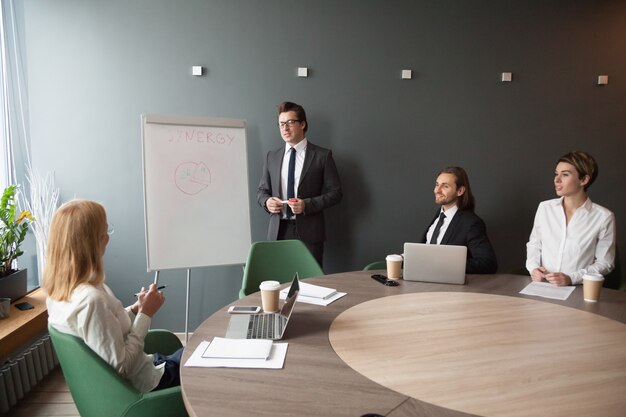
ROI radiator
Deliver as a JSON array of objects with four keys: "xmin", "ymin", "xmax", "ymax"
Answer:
[{"xmin": 0, "ymin": 333, "xmax": 58, "ymax": 414}]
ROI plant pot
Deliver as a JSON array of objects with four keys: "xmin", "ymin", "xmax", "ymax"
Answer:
[{"xmin": 0, "ymin": 268, "xmax": 28, "ymax": 302}]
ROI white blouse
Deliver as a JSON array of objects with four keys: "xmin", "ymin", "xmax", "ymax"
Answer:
[
  {"xmin": 47, "ymin": 283, "xmax": 164, "ymax": 393},
  {"xmin": 526, "ymin": 197, "xmax": 616, "ymax": 285}
]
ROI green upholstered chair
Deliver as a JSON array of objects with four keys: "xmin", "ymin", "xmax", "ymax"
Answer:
[
  {"xmin": 48, "ymin": 325, "xmax": 188, "ymax": 417},
  {"xmin": 363, "ymin": 261, "xmax": 386, "ymax": 271},
  {"xmin": 239, "ymin": 240, "xmax": 324, "ymax": 298}
]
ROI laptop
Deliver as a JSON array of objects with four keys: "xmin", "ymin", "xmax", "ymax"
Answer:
[
  {"xmin": 403, "ymin": 242, "xmax": 467, "ymax": 285},
  {"xmin": 225, "ymin": 274, "xmax": 300, "ymax": 340}
]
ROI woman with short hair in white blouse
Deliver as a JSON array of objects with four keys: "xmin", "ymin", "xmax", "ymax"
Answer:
[{"xmin": 526, "ymin": 151, "xmax": 616, "ymax": 286}]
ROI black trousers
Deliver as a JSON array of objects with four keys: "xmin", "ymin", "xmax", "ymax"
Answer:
[{"xmin": 277, "ymin": 220, "xmax": 324, "ymax": 268}]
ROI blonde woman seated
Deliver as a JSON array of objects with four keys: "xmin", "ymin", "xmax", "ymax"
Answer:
[
  {"xmin": 526, "ymin": 151, "xmax": 616, "ymax": 286},
  {"xmin": 43, "ymin": 200, "xmax": 182, "ymax": 392}
]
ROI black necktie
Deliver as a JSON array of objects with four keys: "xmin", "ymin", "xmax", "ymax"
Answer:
[
  {"xmin": 429, "ymin": 212, "xmax": 446, "ymax": 244},
  {"xmin": 286, "ymin": 147, "xmax": 296, "ymax": 217}
]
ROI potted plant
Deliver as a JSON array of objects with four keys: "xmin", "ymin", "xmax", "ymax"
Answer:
[{"xmin": 0, "ymin": 184, "xmax": 35, "ymax": 302}]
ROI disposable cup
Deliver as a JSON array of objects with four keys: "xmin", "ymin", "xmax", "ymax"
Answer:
[
  {"xmin": 583, "ymin": 273, "xmax": 604, "ymax": 302},
  {"xmin": 386, "ymin": 254, "xmax": 403, "ymax": 280},
  {"xmin": 259, "ymin": 280, "xmax": 281, "ymax": 312}
]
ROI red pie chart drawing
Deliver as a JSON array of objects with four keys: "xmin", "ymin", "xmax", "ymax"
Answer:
[{"xmin": 174, "ymin": 161, "xmax": 211, "ymax": 195}]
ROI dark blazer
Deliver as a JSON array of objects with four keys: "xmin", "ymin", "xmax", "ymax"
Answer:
[
  {"xmin": 257, "ymin": 141, "xmax": 342, "ymax": 244},
  {"xmin": 421, "ymin": 209, "xmax": 498, "ymax": 274}
]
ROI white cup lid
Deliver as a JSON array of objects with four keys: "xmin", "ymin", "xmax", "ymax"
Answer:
[
  {"xmin": 386, "ymin": 254, "xmax": 403, "ymax": 262},
  {"xmin": 583, "ymin": 273, "xmax": 604, "ymax": 282},
  {"xmin": 259, "ymin": 280, "xmax": 281, "ymax": 291}
]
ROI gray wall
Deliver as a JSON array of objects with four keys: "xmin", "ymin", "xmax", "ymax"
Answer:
[{"xmin": 20, "ymin": 0, "xmax": 626, "ymax": 330}]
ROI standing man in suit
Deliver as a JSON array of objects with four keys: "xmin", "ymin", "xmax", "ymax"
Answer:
[
  {"xmin": 257, "ymin": 101, "xmax": 342, "ymax": 268},
  {"xmin": 420, "ymin": 167, "xmax": 497, "ymax": 274}
]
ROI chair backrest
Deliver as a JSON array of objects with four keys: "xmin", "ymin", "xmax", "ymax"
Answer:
[
  {"xmin": 605, "ymin": 245, "xmax": 623, "ymax": 290},
  {"xmin": 363, "ymin": 261, "xmax": 386, "ymax": 271},
  {"xmin": 507, "ymin": 267, "xmax": 530, "ymax": 276},
  {"xmin": 239, "ymin": 240, "xmax": 324, "ymax": 298},
  {"xmin": 48, "ymin": 325, "xmax": 141, "ymax": 416},
  {"xmin": 49, "ymin": 325, "xmax": 188, "ymax": 417}
]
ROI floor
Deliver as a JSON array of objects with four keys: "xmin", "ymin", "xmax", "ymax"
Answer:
[{"xmin": 7, "ymin": 367, "xmax": 79, "ymax": 417}]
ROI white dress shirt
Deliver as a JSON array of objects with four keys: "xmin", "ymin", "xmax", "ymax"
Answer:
[
  {"xmin": 280, "ymin": 139, "xmax": 307, "ymax": 218},
  {"xmin": 47, "ymin": 282, "xmax": 164, "ymax": 393},
  {"xmin": 526, "ymin": 197, "xmax": 615, "ymax": 285},
  {"xmin": 426, "ymin": 205, "xmax": 459, "ymax": 245}
]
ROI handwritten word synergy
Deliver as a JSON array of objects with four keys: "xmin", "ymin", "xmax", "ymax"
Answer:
[{"xmin": 169, "ymin": 129, "xmax": 235, "ymax": 145}]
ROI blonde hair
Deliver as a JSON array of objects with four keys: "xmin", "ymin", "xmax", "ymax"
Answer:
[{"xmin": 43, "ymin": 200, "xmax": 108, "ymax": 301}]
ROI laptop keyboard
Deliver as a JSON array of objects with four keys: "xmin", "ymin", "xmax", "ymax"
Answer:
[{"xmin": 247, "ymin": 314, "xmax": 284, "ymax": 339}]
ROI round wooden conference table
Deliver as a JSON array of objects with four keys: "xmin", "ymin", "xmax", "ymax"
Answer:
[{"xmin": 180, "ymin": 272, "xmax": 626, "ymax": 417}]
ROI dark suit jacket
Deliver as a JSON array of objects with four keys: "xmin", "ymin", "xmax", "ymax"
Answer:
[
  {"xmin": 421, "ymin": 209, "xmax": 498, "ymax": 274},
  {"xmin": 257, "ymin": 141, "xmax": 342, "ymax": 244}
]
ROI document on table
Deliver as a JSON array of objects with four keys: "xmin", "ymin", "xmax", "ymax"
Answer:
[
  {"xmin": 519, "ymin": 281, "xmax": 576, "ymax": 300},
  {"xmin": 184, "ymin": 339, "xmax": 288, "ymax": 369},
  {"xmin": 297, "ymin": 282, "xmax": 338, "ymax": 299},
  {"xmin": 201, "ymin": 337, "xmax": 272, "ymax": 359},
  {"xmin": 280, "ymin": 282, "xmax": 347, "ymax": 306}
]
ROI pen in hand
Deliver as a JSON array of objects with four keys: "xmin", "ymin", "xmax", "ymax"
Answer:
[{"xmin": 134, "ymin": 285, "xmax": 167, "ymax": 297}]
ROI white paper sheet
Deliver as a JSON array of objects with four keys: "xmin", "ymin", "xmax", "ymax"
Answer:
[
  {"xmin": 184, "ymin": 340, "xmax": 288, "ymax": 369},
  {"xmin": 519, "ymin": 281, "xmax": 576, "ymax": 300},
  {"xmin": 280, "ymin": 290, "xmax": 347, "ymax": 306},
  {"xmin": 201, "ymin": 337, "xmax": 272, "ymax": 359},
  {"xmin": 291, "ymin": 282, "xmax": 337, "ymax": 299}
]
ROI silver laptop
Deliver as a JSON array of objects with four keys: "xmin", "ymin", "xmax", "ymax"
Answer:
[
  {"xmin": 403, "ymin": 242, "xmax": 467, "ymax": 285},
  {"xmin": 225, "ymin": 274, "xmax": 300, "ymax": 340}
]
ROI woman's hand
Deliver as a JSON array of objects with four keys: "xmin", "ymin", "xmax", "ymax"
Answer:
[
  {"xmin": 136, "ymin": 284, "xmax": 165, "ymax": 317},
  {"xmin": 129, "ymin": 298, "xmax": 141, "ymax": 315},
  {"xmin": 530, "ymin": 267, "xmax": 547, "ymax": 282},
  {"xmin": 545, "ymin": 272, "xmax": 572, "ymax": 286}
]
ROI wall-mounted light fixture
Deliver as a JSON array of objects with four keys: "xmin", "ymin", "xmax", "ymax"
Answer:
[{"xmin": 192, "ymin": 66, "xmax": 204, "ymax": 76}]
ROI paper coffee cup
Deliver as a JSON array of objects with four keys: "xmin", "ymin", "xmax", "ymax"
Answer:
[
  {"xmin": 259, "ymin": 280, "xmax": 281, "ymax": 312},
  {"xmin": 386, "ymin": 254, "xmax": 403, "ymax": 280},
  {"xmin": 583, "ymin": 273, "xmax": 604, "ymax": 302}
]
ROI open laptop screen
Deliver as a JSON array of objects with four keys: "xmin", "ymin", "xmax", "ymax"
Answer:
[
  {"xmin": 279, "ymin": 273, "xmax": 300, "ymax": 319},
  {"xmin": 403, "ymin": 242, "xmax": 467, "ymax": 285}
]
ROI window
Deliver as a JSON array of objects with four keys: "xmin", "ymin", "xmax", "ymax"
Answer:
[{"xmin": 0, "ymin": 0, "xmax": 56, "ymax": 290}]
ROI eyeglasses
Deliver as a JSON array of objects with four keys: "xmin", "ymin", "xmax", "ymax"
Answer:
[
  {"xmin": 107, "ymin": 223, "xmax": 115, "ymax": 236},
  {"xmin": 278, "ymin": 119, "xmax": 301, "ymax": 129}
]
